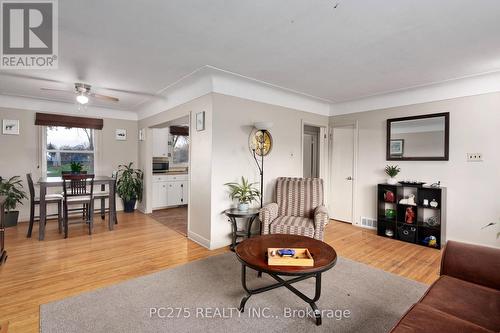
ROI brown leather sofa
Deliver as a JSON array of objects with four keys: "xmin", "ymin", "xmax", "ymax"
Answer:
[{"xmin": 391, "ymin": 241, "xmax": 500, "ymax": 333}]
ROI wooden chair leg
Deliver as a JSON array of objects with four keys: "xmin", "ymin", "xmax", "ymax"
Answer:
[
  {"xmin": 89, "ymin": 201, "xmax": 94, "ymax": 235},
  {"xmin": 27, "ymin": 202, "xmax": 35, "ymax": 238},
  {"xmin": 64, "ymin": 205, "xmax": 69, "ymax": 239},
  {"xmin": 100, "ymin": 198, "xmax": 105, "ymax": 220},
  {"xmin": 57, "ymin": 201, "xmax": 62, "ymax": 234}
]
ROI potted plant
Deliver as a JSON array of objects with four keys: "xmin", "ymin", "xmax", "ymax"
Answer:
[
  {"xmin": 224, "ymin": 177, "xmax": 260, "ymax": 211},
  {"xmin": 385, "ymin": 165, "xmax": 401, "ymax": 185},
  {"xmin": 116, "ymin": 162, "xmax": 143, "ymax": 212},
  {"xmin": 70, "ymin": 161, "xmax": 83, "ymax": 174},
  {"xmin": 0, "ymin": 176, "xmax": 27, "ymax": 227}
]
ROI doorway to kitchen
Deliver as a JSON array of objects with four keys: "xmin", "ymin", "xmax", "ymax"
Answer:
[{"xmin": 149, "ymin": 115, "xmax": 189, "ymax": 236}]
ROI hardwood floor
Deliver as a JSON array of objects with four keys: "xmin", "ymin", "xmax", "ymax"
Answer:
[
  {"xmin": 149, "ymin": 206, "xmax": 188, "ymax": 236},
  {"xmin": 0, "ymin": 213, "xmax": 441, "ymax": 332}
]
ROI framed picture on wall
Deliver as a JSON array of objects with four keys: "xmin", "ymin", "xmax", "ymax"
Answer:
[
  {"xmin": 2, "ymin": 119, "xmax": 19, "ymax": 135},
  {"xmin": 115, "ymin": 129, "xmax": 127, "ymax": 141},
  {"xmin": 390, "ymin": 139, "xmax": 404, "ymax": 156},
  {"xmin": 196, "ymin": 111, "xmax": 205, "ymax": 131}
]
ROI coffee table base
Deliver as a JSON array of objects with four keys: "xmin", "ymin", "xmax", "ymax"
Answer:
[{"xmin": 238, "ymin": 264, "xmax": 323, "ymax": 326}]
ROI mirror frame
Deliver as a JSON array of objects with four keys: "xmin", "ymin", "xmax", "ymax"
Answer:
[{"xmin": 386, "ymin": 112, "xmax": 450, "ymax": 161}]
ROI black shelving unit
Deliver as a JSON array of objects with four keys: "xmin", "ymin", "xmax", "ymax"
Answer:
[{"xmin": 377, "ymin": 184, "xmax": 446, "ymax": 249}]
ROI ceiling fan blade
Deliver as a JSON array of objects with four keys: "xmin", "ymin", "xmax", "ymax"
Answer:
[
  {"xmin": 91, "ymin": 93, "xmax": 119, "ymax": 102},
  {"xmin": 40, "ymin": 87, "xmax": 75, "ymax": 94},
  {"xmin": 99, "ymin": 87, "xmax": 163, "ymax": 98}
]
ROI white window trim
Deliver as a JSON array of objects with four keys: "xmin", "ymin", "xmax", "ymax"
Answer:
[{"xmin": 41, "ymin": 126, "xmax": 99, "ymax": 177}]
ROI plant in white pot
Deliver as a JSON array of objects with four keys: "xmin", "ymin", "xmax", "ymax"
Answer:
[
  {"xmin": 224, "ymin": 177, "xmax": 261, "ymax": 211},
  {"xmin": 0, "ymin": 176, "xmax": 27, "ymax": 227},
  {"xmin": 385, "ymin": 165, "xmax": 401, "ymax": 185}
]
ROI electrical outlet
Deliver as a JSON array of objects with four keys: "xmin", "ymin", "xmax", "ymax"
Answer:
[{"xmin": 467, "ymin": 153, "xmax": 483, "ymax": 162}]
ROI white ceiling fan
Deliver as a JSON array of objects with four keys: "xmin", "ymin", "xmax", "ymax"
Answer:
[{"xmin": 41, "ymin": 82, "xmax": 120, "ymax": 105}]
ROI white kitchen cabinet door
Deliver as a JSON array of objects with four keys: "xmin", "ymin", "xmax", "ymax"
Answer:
[
  {"xmin": 152, "ymin": 128, "xmax": 169, "ymax": 157},
  {"xmin": 153, "ymin": 181, "xmax": 168, "ymax": 208},
  {"xmin": 180, "ymin": 181, "xmax": 188, "ymax": 204},
  {"xmin": 166, "ymin": 181, "xmax": 183, "ymax": 206}
]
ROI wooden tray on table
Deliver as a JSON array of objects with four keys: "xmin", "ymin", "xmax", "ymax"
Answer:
[{"xmin": 267, "ymin": 248, "xmax": 314, "ymax": 267}]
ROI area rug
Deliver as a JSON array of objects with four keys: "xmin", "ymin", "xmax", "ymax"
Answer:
[{"xmin": 40, "ymin": 253, "xmax": 427, "ymax": 332}]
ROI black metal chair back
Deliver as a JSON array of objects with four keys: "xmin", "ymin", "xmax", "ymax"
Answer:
[{"xmin": 62, "ymin": 174, "xmax": 95, "ymax": 198}]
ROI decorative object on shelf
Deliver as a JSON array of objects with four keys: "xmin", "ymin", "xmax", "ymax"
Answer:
[
  {"xmin": 423, "ymin": 199, "xmax": 429, "ymax": 206},
  {"xmin": 249, "ymin": 122, "xmax": 273, "ymax": 207},
  {"xmin": 426, "ymin": 216, "xmax": 440, "ymax": 227},
  {"xmin": 196, "ymin": 111, "xmax": 205, "ymax": 131},
  {"xmin": 430, "ymin": 199, "xmax": 439, "ymax": 208},
  {"xmin": 385, "ymin": 208, "xmax": 396, "ymax": 219},
  {"xmin": 115, "ymin": 129, "xmax": 127, "ymax": 141},
  {"xmin": 405, "ymin": 207, "xmax": 415, "ymax": 224},
  {"xmin": 423, "ymin": 236, "xmax": 438, "ymax": 248},
  {"xmin": 224, "ymin": 177, "xmax": 261, "ymax": 212},
  {"xmin": 398, "ymin": 181, "xmax": 426, "ymax": 187},
  {"xmin": 399, "ymin": 194, "xmax": 416, "ymax": 206},
  {"xmin": 389, "ymin": 139, "xmax": 404, "ymax": 157},
  {"xmin": 385, "ymin": 229, "xmax": 394, "ymax": 237},
  {"xmin": 2, "ymin": 119, "xmax": 19, "ymax": 135},
  {"xmin": 116, "ymin": 162, "xmax": 144, "ymax": 212},
  {"xmin": 70, "ymin": 161, "xmax": 84, "ymax": 174},
  {"xmin": 398, "ymin": 224, "xmax": 417, "ymax": 242},
  {"xmin": 0, "ymin": 176, "xmax": 27, "ymax": 227},
  {"xmin": 430, "ymin": 181, "xmax": 441, "ymax": 188},
  {"xmin": 384, "ymin": 165, "xmax": 400, "ymax": 185},
  {"xmin": 384, "ymin": 190, "xmax": 395, "ymax": 203}
]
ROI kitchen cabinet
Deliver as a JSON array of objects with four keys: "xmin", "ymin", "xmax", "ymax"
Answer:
[
  {"xmin": 152, "ymin": 174, "xmax": 189, "ymax": 209},
  {"xmin": 152, "ymin": 128, "xmax": 169, "ymax": 157}
]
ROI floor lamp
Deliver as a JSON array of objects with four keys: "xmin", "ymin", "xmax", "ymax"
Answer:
[{"xmin": 251, "ymin": 122, "xmax": 273, "ymax": 208}]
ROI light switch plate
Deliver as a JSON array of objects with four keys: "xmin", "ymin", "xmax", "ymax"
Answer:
[{"xmin": 467, "ymin": 153, "xmax": 483, "ymax": 162}]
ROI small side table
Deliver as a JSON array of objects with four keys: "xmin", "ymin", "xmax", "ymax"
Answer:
[{"xmin": 224, "ymin": 208, "xmax": 260, "ymax": 251}]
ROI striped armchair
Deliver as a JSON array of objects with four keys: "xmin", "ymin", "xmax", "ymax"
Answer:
[{"xmin": 260, "ymin": 177, "xmax": 328, "ymax": 240}]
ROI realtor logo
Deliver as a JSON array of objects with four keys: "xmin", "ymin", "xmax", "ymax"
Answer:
[{"xmin": 1, "ymin": 0, "xmax": 58, "ymax": 69}]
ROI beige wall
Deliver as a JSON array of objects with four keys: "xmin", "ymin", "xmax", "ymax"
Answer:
[
  {"xmin": 0, "ymin": 107, "xmax": 138, "ymax": 221},
  {"xmin": 137, "ymin": 94, "xmax": 213, "ymax": 246},
  {"xmin": 210, "ymin": 93, "xmax": 329, "ymax": 249},
  {"xmin": 330, "ymin": 92, "xmax": 500, "ymax": 248}
]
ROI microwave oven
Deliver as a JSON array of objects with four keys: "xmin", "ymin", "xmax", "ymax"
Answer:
[{"xmin": 152, "ymin": 157, "xmax": 169, "ymax": 174}]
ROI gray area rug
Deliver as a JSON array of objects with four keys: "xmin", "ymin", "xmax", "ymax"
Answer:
[{"xmin": 41, "ymin": 253, "xmax": 427, "ymax": 333}]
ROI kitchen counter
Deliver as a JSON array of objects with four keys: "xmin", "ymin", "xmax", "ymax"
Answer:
[{"xmin": 153, "ymin": 171, "xmax": 188, "ymax": 175}]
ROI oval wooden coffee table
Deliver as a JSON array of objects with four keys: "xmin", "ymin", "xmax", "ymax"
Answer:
[{"xmin": 235, "ymin": 234, "xmax": 337, "ymax": 326}]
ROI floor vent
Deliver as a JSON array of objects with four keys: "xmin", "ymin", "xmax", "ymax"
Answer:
[{"xmin": 360, "ymin": 217, "xmax": 377, "ymax": 229}]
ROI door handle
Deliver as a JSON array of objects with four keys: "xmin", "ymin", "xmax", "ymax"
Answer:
[{"xmin": 346, "ymin": 176, "xmax": 353, "ymax": 180}]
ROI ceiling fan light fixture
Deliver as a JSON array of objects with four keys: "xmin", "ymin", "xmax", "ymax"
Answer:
[{"xmin": 76, "ymin": 93, "xmax": 89, "ymax": 105}]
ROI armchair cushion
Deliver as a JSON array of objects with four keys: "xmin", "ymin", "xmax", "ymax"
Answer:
[{"xmin": 269, "ymin": 216, "xmax": 315, "ymax": 238}]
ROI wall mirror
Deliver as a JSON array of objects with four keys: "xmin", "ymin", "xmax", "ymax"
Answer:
[{"xmin": 387, "ymin": 112, "xmax": 449, "ymax": 161}]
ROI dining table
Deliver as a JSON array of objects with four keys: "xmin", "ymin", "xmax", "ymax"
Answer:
[{"xmin": 37, "ymin": 176, "xmax": 117, "ymax": 240}]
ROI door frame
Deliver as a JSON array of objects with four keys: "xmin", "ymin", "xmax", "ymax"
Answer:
[
  {"xmin": 329, "ymin": 121, "xmax": 359, "ymax": 225},
  {"xmin": 300, "ymin": 120, "xmax": 328, "ymax": 204}
]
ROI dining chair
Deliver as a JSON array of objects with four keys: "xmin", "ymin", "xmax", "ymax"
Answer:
[
  {"xmin": 92, "ymin": 177, "xmax": 118, "ymax": 224},
  {"xmin": 62, "ymin": 174, "xmax": 95, "ymax": 238},
  {"xmin": 26, "ymin": 173, "xmax": 63, "ymax": 238}
]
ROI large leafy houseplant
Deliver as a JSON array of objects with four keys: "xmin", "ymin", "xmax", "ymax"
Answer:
[
  {"xmin": 116, "ymin": 163, "xmax": 143, "ymax": 212},
  {"xmin": 224, "ymin": 177, "xmax": 260, "ymax": 211},
  {"xmin": 0, "ymin": 176, "xmax": 27, "ymax": 227}
]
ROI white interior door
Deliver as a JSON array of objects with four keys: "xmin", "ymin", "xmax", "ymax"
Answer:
[{"xmin": 331, "ymin": 125, "xmax": 355, "ymax": 223}]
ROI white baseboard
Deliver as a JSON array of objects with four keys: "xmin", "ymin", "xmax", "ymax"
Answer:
[{"xmin": 187, "ymin": 230, "xmax": 211, "ymax": 249}]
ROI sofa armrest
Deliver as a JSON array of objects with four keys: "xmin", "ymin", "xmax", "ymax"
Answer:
[
  {"xmin": 441, "ymin": 240, "xmax": 500, "ymax": 290},
  {"xmin": 259, "ymin": 203, "xmax": 279, "ymax": 235},
  {"xmin": 313, "ymin": 205, "xmax": 329, "ymax": 240}
]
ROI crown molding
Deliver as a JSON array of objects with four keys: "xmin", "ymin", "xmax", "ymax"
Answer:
[
  {"xmin": 136, "ymin": 66, "xmax": 332, "ymax": 120},
  {"xmin": 330, "ymin": 70, "xmax": 500, "ymax": 116},
  {"xmin": 0, "ymin": 94, "xmax": 138, "ymax": 120}
]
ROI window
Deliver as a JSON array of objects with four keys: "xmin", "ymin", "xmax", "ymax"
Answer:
[
  {"xmin": 171, "ymin": 135, "xmax": 189, "ymax": 165},
  {"xmin": 45, "ymin": 126, "xmax": 95, "ymax": 176}
]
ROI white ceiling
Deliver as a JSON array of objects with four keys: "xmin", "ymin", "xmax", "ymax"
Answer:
[{"xmin": 1, "ymin": 0, "xmax": 500, "ymax": 113}]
